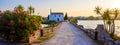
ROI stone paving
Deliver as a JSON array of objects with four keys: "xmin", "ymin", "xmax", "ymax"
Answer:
[{"xmin": 40, "ymin": 22, "xmax": 98, "ymax": 45}]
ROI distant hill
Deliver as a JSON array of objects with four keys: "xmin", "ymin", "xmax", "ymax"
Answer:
[{"xmin": 78, "ymin": 15, "xmax": 120, "ymax": 20}]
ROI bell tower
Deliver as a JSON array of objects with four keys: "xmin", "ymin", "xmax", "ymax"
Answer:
[{"xmin": 50, "ymin": 9, "xmax": 52, "ymax": 15}]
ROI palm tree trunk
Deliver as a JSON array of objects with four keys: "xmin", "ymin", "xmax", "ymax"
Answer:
[
  {"xmin": 103, "ymin": 20, "xmax": 105, "ymax": 28},
  {"xmin": 103, "ymin": 20, "xmax": 108, "ymax": 31},
  {"xmin": 109, "ymin": 24, "xmax": 111, "ymax": 33},
  {"xmin": 111, "ymin": 20, "xmax": 115, "ymax": 37}
]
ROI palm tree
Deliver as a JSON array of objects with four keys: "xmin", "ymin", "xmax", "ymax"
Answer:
[
  {"xmin": 0, "ymin": 10, "xmax": 1, "ymax": 13},
  {"xmin": 94, "ymin": 6, "xmax": 102, "ymax": 15},
  {"xmin": 33, "ymin": 8, "xmax": 35, "ymax": 14},
  {"xmin": 16, "ymin": 5, "xmax": 24, "ymax": 12},
  {"xmin": 0, "ymin": 10, "xmax": 1, "ymax": 15},
  {"xmin": 94, "ymin": 6, "xmax": 107, "ymax": 30},
  {"xmin": 28, "ymin": 6, "xmax": 34, "ymax": 15},
  {"xmin": 94, "ymin": 6, "xmax": 120, "ymax": 38},
  {"xmin": 103, "ymin": 9, "xmax": 112, "ymax": 32},
  {"xmin": 111, "ymin": 8, "xmax": 120, "ymax": 36}
]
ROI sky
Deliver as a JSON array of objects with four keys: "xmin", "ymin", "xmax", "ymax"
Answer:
[{"xmin": 0, "ymin": 0, "xmax": 119, "ymax": 17}]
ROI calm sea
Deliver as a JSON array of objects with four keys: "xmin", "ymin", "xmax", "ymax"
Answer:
[{"xmin": 77, "ymin": 20, "xmax": 120, "ymax": 36}]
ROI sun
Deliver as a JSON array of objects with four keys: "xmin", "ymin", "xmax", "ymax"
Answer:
[{"xmin": 111, "ymin": 0, "xmax": 120, "ymax": 9}]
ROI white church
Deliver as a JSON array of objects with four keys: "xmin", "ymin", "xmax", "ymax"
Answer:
[{"xmin": 49, "ymin": 9, "xmax": 64, "ymax": 22}]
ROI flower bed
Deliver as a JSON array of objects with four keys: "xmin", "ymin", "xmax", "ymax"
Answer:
[{"xmin": 0, "ymin": 10, "xmax": 43, "ymax": 43}]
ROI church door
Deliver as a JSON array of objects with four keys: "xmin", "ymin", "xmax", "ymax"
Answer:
[{"xmin": 57, "ymin": 18, "xmax": 59, "ymax": 21}]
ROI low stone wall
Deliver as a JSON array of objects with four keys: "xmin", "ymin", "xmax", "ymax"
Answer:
[
  {"xmin": 77, "ymin": 24, "xmax": 116, "ymax": 45},
  {"xmin": 95, "ymin": 25, "xmax": 114, "ymax": 45},
  {"xmin": 29, "ymin": 30, "xmax": 40, "ymax": 43},
  {"xmin": 115, "ymin": 40, "xmax": 120, "ymax": 45},
  {"xmin": 29, "ymin": 23, "xmax": 62, "ymax": 43},
  {"xmin": 77, "ymin": 25, "xmax": 96, "ymax": 39}
]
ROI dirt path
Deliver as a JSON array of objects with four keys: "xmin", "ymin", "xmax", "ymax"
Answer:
[{"xmin": 40, "ymin": 22, "xmax": 98, "ymax": 45}]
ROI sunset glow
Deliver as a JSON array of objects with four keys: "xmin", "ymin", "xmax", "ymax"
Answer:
[
  {"xmin": 111, "ymin": 0, "xmax": 120, "ymax": 9},
  {"xmin": 0, "ymin": 0, "xmax": 118, "ymax": 17}
]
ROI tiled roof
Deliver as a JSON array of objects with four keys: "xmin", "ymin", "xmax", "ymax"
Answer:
[{"xmin": 51, "ymin": 12, "xmax": 63, "ymax": 15}]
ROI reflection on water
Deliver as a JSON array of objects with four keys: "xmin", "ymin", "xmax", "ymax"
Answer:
[{"xmin": 77, "ymin": 20, "xmax": 120, "ymax": 36}]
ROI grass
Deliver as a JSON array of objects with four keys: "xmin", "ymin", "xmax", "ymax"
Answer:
[
  {"xmin": 44, "ymin": 25, "xmax": 52, "ymax": 28},
  {"xmin": 113, "ymin": 34, "xmax": 120, "ymax": 40},
  {"xmin": 32, "ymin": 23, "xmax": 60, "ymax": 43},
  {"xmin": 33, "ymin": 31, "xmax": 55, "ymax": 43},
  {"xmin": 107, "ymin": 31, "xmax": 120, "ymax": 40},
  {"xmin": 44, "ymin": 23, "xmax": 59, "ymax": 28}
]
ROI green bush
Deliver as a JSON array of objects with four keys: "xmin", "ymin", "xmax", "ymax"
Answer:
[
  {"xmin": 69, "ymin": 17, "xmax": 78, "ymax": 25},
  {"xmin": 113, "ymin": 34, "xmax": 120, "ymax": 40},
  {"xmin": 0, "ymin": 10, "xmax": 43, "ymax": 43},
  {"xmin": 49, "ymin": 20, "xmax": 56, "ymax": 26}
]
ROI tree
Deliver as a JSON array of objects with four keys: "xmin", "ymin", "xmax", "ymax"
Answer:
[
  {"xmin": 64, "ymin": 13, "xmax": 68, "ymax": 20},
  {"xmin": 47, "ymin": 15, "xmax": 49, "ymax": 20},
  {"xmin": 111, "ymin": 8, "xmax": 120, "ymax": 36},
  {"xmin": 87, "ymin": 16, "xmax": 95, "ymax": 20},
  {"xmin": 94, "ymin": 6, "xmax": 113, "ymax": 32},
  {"xmin": 94, "ymin": 6, "xmax": 120, "ymax": 38},
  {"xmin": 0, "ymin": 5, "xmax": 43, "ymax": 43},
  {"xmin": 16, "ymin": 5, "xmax": 24, "ymax": 12},
  {"xmin": 0, "ymin": 10, "xmax": 1, "ymax": 13},
  {"xmin": 49, "ymin": 20, "xmax": 56, "ymax": 32},
  {"xmin": 94, "ymin": 6, "xmax": 107, "ymax": 30},
  {"xmin": 103, "ymin": 9, "xmax": 112, "ymax": 32},
  {"xmin": 94, "ymin": 6, "xmax": 102, "ymax": 15},
  {"xmin": 0, "ymin": 10, "xmax": 2, "ymax": 16},
  {"xmin": 70, "ymin": 17, "xmax": 78, "ymax": 25},
  {"xmin": 28, "ymin": 6, "xmax": 34, "ymax": 15},
  {"xmin": 33, "ymin": 8, "xmax": 35, "ymax": 14}
]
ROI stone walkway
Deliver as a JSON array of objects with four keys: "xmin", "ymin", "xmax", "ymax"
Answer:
[{"xmin": 39, "ymin": 22, "xmax": 98, "ymax": 45}]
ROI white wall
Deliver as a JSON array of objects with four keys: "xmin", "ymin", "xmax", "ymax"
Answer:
[{"xmin": 49, "ymin": 14, "xmax": 64, "ymax": 22}]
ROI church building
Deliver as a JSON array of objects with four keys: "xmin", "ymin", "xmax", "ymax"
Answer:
[{"xmin": 49, "ymin": 9, "xmax": 64, "ymax": 22}]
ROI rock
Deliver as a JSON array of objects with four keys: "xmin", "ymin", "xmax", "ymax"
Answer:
[{"xmin": 78, "ymin": 25, "xmax": 84, "ymax": 28}]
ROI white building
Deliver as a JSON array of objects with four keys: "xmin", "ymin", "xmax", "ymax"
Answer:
[{"xmin": 49, "ymin": 9, "xmax": 64, "ymax": 22}]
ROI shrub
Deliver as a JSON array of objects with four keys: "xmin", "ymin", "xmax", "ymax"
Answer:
[
  {"xmin": 49, "ymin": 20, "xmax": 56, "ymax": 26},
  {"xmin": 0, "ymin": 10, "xmax": 43, "ymax": 43},
  {"xmin": 69, "ymin": 17, "xmax": 78, "ymax": 25}
]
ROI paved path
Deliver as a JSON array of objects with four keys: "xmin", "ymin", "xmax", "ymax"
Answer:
[{"xmin": 41, "ymin": 22, "xmax": 98, "ymax": 45}]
